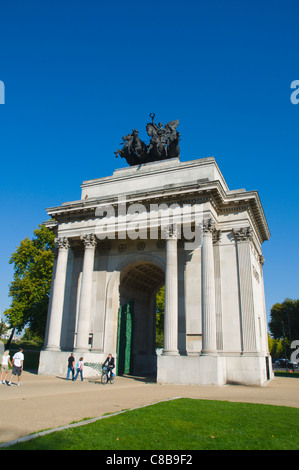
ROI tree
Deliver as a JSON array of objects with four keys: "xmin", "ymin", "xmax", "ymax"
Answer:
[
  {"xmin": 4, "ymin": 224, "xmax": 55, "ymax": 340},
  {"xmin": 268, "ymin": 335, "xmax": 289, "ymax": 359},
  {"xmin": 268, "ymin": 299, "xmax": 299, "ymax": 342}
]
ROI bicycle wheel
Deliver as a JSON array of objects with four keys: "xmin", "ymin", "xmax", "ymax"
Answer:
[
  {"xmin": 101, "ymin": 372, "xmax": 108, "ymax": 384},
  {"xmin": 110, "ymin": 375, "xmax": 115, "ymax": 384}
]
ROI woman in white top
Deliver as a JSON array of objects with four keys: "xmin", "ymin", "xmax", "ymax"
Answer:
[
  {"xmin": 0, "ymin": 350, "xmax": 12, "ymax": 384},
  {"xmin": 74, "ymin": 357, "xmax": 84, "ymax": 381}
]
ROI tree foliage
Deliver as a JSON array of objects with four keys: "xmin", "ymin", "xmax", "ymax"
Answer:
[
  {"xmin": 268, "ymin": 298, "xmax": 299, "ymax": 360},
  {"xmin": 4, "ymin": 224, "xmax": 55, "ymax": 339},
  {"xmin": 268, "ymin": 298, "xmax": 299, "ymax": 341},
  {"xmin": 268, "ymin": 333, "xmax": 290, "ymax": 359}
]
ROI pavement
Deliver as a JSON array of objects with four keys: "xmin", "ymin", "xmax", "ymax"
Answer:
[{"xmin": 0, "ymin": 371, "xmax": 299, "ymax": 445}]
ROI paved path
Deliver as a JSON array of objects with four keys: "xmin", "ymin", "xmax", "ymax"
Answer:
[{"xmin": 0, "ymin": 372, "xmax": 299, "ymax": 444}]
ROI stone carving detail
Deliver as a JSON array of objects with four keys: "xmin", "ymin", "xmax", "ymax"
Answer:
[
  {"xmin": 201, "ymin": 219, "xmax": 221, "ymax": 244},
  {"xmin": 233, "ymin": 226, "xmax": 252, "ymax": 242},
  {"xmin": 137, "ymin": 242, "xmax": 145, "ymax": 251},
  {"xmin": 202, "ymin": 218, "xmax": 216, "ymax": 234},
  {"xmin": 162, "ymin": 224, "xmax": 179, "ymax": 240},
  {"xmin": 55, "ymin": 237, "xmax": 70, "ymax": 250},
  {"xmin": 259, "ymin": 255, "xmax": 265, "ymax": 266},
  {"xmin": 212, "ymin": 228, "xmax": 222, "ymax": 244},
  {"xmin": 97, "ymin": 240, "xmax": 111, "ymax": 253},
  {"xmin": 81, "ymin": 234, "xmax": 97, "ymax": 248},
  {"xmin": 156, "ymin": 239, "xmax": 166, "ymax": 249},
  {"xmin": 252, "ymin": 265, "xmax": 260, "ymax": 283},
  {"xmin": 118, "ymin": 243, "xmax": 126, "ymax": 253}
]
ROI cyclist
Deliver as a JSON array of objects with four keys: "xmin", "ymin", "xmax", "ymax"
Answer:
[{"xmin": 102, "ymin": 353, "xmax": 115, "ymax": 381}]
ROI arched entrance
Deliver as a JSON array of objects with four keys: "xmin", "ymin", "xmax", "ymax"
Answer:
[{"xmin": 117, "ymin": 261, "xmax": 165, "ymax": 377}]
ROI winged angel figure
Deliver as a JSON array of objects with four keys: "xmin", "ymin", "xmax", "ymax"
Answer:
[{"xmin": 114, "ymin": 114, "xmax": 180, "ymax": 166}]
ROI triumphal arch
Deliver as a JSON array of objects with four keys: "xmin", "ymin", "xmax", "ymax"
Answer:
[{"xmin": 38, "ymin": 116, "xmax": 272, "ymax": 386}]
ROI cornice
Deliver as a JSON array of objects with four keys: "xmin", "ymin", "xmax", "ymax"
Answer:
[{"xmin": 45, "ymin": 165, "xmax": 270, "ymax": 244}]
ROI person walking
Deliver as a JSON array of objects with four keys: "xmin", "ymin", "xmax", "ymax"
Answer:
[
  {"xmin": 0, "ymin": 350, "xmax": 12, "ymax": 384},
  {"xmin": 7, "ymin": 348, "xmax": 24, "ymax": 386},
  {"xmin": 66, "ymin": 353, "xmax": 75, "ymax": 380},
  {"xmin": 74, "ymin": 357, "xmax": 84, "ymax": 381}
]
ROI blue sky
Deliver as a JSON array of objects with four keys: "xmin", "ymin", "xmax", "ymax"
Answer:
[{"xmin": 0, "ymin": 0, "xmax": 298, "ymax": 327}]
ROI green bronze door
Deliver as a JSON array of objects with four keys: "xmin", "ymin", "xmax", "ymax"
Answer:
[{"xmin": 116, "ymin": 300, "xmax": 134, "ymax": 375}]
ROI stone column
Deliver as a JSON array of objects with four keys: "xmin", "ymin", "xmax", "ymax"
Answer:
[
  {"xmin": 233, "ymin": 227, "xmax": 257, "ymax": 352},
  {"xmin": 259, "ymin": 254, "xmax": 268, "ymax": 354},
  {"xmin": 163, "ymin": 225, "xmax": 179, "ymax": 356},
  {"xmin": 213, "ymin": 229, "xmax": 223, "ymax": 351},
  {"xmin": 45, "ymin": 237, "xmax": 70, "ymax": 351},
  {"xmin": 201, "ymin": 219, "xmax": 217, "ymax": 354},
  {"xmin": 75, "ymin": 234, "xmax": 97, "ymax": 352}
]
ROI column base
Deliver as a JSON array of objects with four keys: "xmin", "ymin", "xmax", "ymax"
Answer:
[
  {"xmin": 162, "ymin": 349, "xmax": 179, "ymax": 356},
  {"xmin": 201, "ymin": 350, "xmax": 218, "ymax": 356},
  {"xmin": 44, "ymin": 346, "xmax": 61, "ymax": 352},
  {"xmin": 74, "ymin": 347, "xmax": 90, "ymax": 354}
]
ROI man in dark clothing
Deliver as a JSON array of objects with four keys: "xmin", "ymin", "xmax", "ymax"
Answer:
[
  {"xmin": 67, "ymin": 353, "xmax": 75, "ymax": 380},
  {"xmin": 103, "ymin": 353, "xmax": 115, "ymax": 380}
]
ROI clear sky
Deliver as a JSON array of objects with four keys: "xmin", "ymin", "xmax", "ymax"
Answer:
[{"xmin": 0, "ymin": 0, "xmax": 298, "ymax": 327}]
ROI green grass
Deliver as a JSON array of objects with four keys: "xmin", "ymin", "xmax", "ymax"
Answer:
[{"xmin": 4, "ymin": 398, "xmax": 299, "ymax": 450}]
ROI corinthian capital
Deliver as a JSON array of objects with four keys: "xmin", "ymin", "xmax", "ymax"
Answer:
[
  {"xmin": 162, "ymin": 223, "xmax": 179, "ymax": 240},
  {"xmin": 259, "ymin": 255, "xmax": 265, "ymax": 266},
  {"xmin": 233, "ymin": 226, "xmax": 252, "ymax": 242},
  {"xmin": 202, "ymin": 218, "xmax": 216, "ymax": 234},
  {"xmin": 81, "ymin": 233, "xmax": 97, "ymax": 248},
  {"xmin": 55, "ymin": 237, "xmax": 70, "ymax": 251}
]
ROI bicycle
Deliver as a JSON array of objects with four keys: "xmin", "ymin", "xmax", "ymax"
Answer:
[{"xmin": 101, "ymin": 365, "xmax": 115, "ymax": 384}]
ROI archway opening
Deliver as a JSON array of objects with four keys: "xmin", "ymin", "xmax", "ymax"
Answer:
[{"xmin": 118, "ymin": 261, "xmax": 165, "ymax": 377}]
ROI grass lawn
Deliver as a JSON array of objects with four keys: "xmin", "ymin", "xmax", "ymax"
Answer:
[{"xmin": 4, "ymin": 398, "xmax": 299, "ymax": 450}]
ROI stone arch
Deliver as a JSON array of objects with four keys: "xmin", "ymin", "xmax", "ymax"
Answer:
[{"xmin": 103, "ymin": 253, "xmax": 166, "ymax": 376}]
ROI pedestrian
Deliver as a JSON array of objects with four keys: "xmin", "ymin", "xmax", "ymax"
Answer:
[
  {"xmin": 74, "ymin": 357, "xmax": 84, "ymax": 381},
  {"xmin": 66, "ymin": 352, "xmax": 75, "ymax": 380},
  {"xmin": 7, "ymin": 348, "xmax": 24, "ymax": 386},
  {"xmin": 0, "ymin": 350, "xmax": 13, "ymax": 384},
  {"xmin": 102, "ymin": 353, "xmax": 115, "ymax": 381}
]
